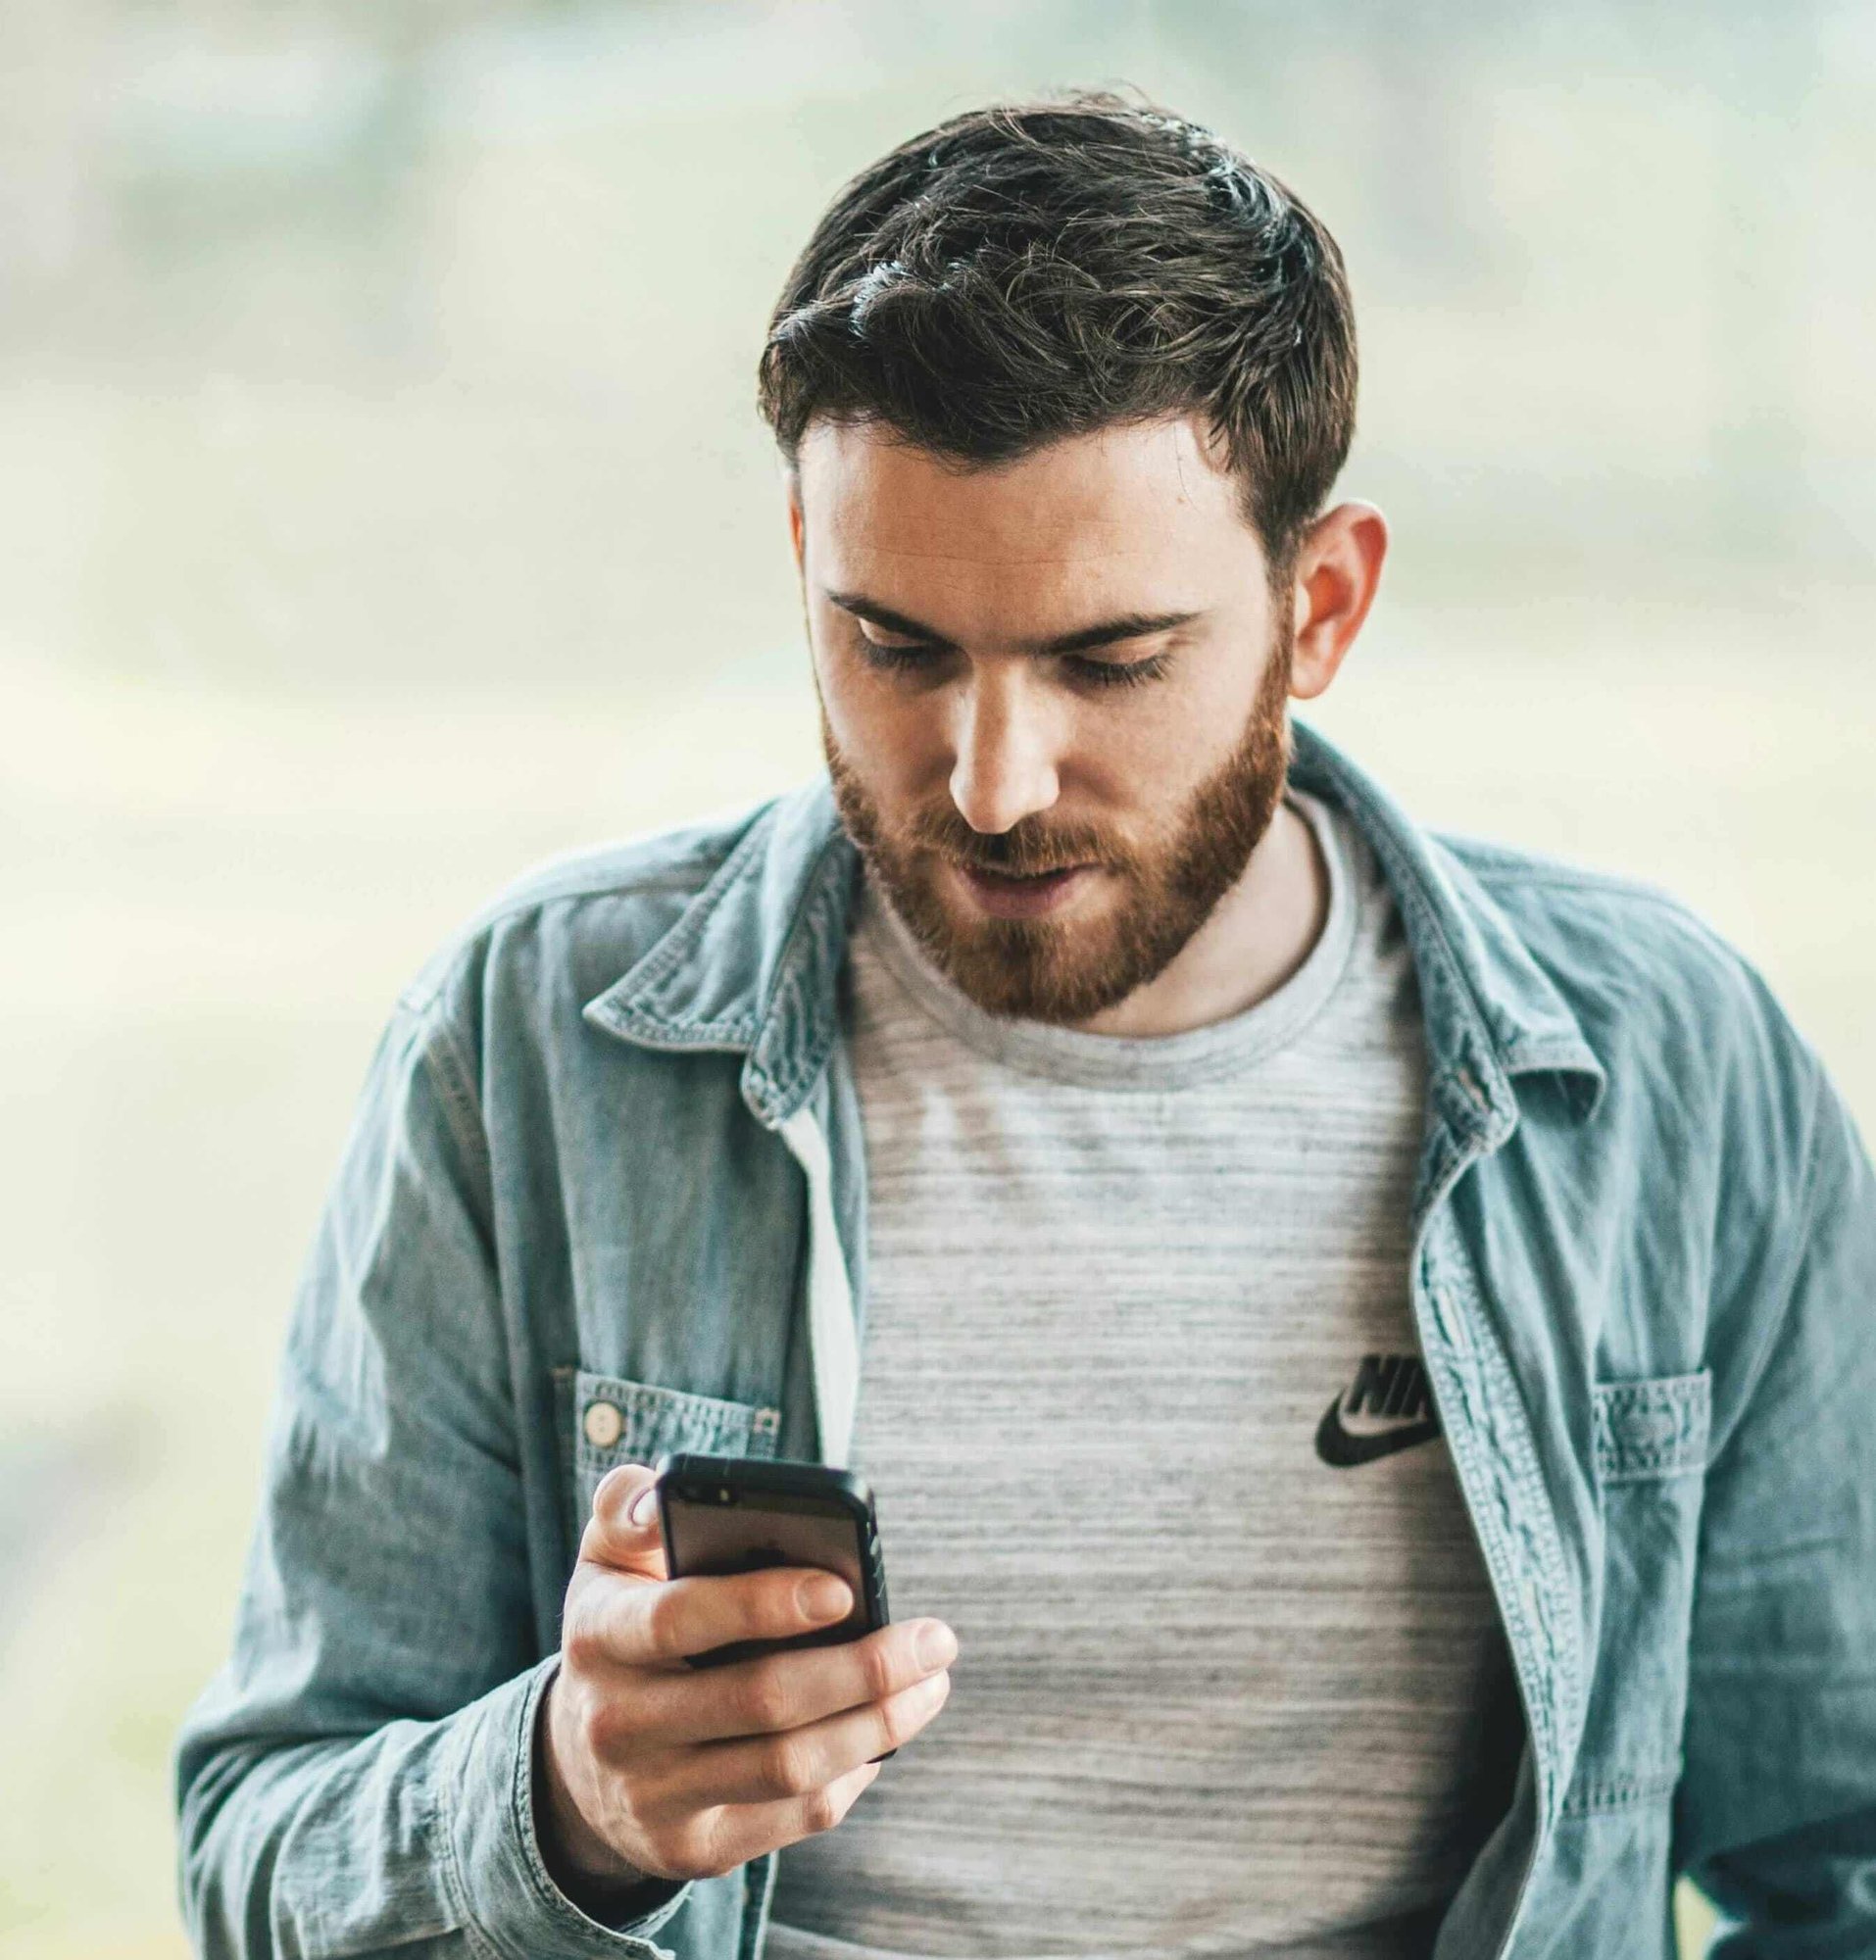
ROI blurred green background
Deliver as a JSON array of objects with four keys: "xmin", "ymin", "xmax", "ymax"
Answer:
[{"xmin": 5, "ymin": 1, "xmax": 1873, "ymax": 1953}]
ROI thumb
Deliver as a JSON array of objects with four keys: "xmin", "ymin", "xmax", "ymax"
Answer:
[{"xmin": 581, "ymin": 1462, "xmax": 669, "ymax": 1578}]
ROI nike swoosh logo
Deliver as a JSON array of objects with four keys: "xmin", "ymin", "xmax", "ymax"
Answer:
[{"xmin": 1315, "ymin": 1396, "xmax": 1443, "ymax": 1467}]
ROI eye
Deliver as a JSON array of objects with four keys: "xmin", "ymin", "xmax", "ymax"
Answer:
[
  {"xmin": 1062, "ymin": 652, "xmax": 1174, "ymax": 690},
  {"xmin": 854, "ymin": 633, "xmax": 943, "ymax": 675},
  {"xmin": 851, "ymin": 629, "xmax": 1173, "ymax": 691}
]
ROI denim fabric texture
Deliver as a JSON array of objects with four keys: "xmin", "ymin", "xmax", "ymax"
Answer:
[{"xmin": 173, "ymin": 716, "xmax": 1876, "ymax": 1959}]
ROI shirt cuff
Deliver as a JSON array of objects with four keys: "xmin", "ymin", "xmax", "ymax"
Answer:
[{"xmin": 440, "ymin": 1654, "xmax": 694, "ymax": 1957}]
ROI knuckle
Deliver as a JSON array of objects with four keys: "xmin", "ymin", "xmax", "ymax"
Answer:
[
  {"xmin": 580, "ymin": 1696, "xmax": 629, "ymax": 1764},
  {"xmin": 681, "ymin": 1817, "xmax": 740, "ymax": 1883},
  {"xmin": 798, "ymin": 1784, "xmax": 842, "ymax": 1836},
  {"xmin": 760, "ymin": 1732, "xmax": 817, "ymax": 1799},
  {"xmin": 858, "ymin": 1636, "xmax": 900, "ymax": 1702},
  {"xmin": 560, "ymin": 1611, "xmax": 607, "ymax": 1677},
  {"xmin": 883, "ymin": 1670, "xmax": 948, "ymax": 1746},
  {"xmin": 648, "ymin": 1821, "xmax": 708, "ymax": 1883},
  {"xmin": 608, "ymin": 1795, "xmax": 666, "ymax": 1873},
  {"xmin": 738, "ymin": 1662, "xmax": 795, "ymax": 1734},
  {"xmin": 877, "ymin": 1699, "xmax": 913, "ymax": 1754},
  {"xmin": 640, "ymin": 1584, "xmax": 688, "ymax": 1659}
]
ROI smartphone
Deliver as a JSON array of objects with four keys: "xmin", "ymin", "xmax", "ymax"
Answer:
[{"xmin": 651, "ymin": 1452, "xmax": 897, "ymax": 1757}]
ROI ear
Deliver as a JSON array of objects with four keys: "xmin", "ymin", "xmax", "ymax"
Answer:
[{"xmin": 1286, "ymin": 502, "xmax": 1388, "ymax": 703}]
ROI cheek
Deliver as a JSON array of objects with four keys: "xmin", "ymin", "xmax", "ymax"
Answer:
[
  {"xmin": 818, "ymin": 660, "xmax": 943, "ymax": 796},
  {"xmin": 1190, "ymin": 645, "xmax": 1265, "ymax": 730},
  {"xmin": 1067, "ymin": 689, "xmax": 1226, "ymax": 808},
  {"xmin": 814, "ymin": 644, "xmax": 875, "ymax": 751}
]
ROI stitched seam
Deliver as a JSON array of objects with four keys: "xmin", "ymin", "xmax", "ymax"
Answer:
[
  {"xmin": 1600, "ymin": 1459, "xmax": 1706, "ymax": 1485},
  {"xmin": 1430, "ymin": 1344, "xmax": 1555, "ymax": 1784},
  {"xmin": 1506, "ymin": 1038, "xmax": 1598, "ymax": 1068},
  {"xmin": 601, "ymin": 812, "xmax": 776, "ymax": 1015},
  {"xmin": 1366, "ymin": 832, "xmax": 1506, "ymax": 1100},
  {"xmin": 1439, "ymin": 831, "xmax": 1675, "ymax": 905},
  {"xmin": 572, "ymin": 1374, "xmax": 769, "ymax": 1426},
  {"xmin": 741, "ymin": 835, "xmax": 857, "ymax": 1111},
  {"xmin": 1597, "ymin": 1375, "xmax": 1709, "ymax": 1405},
  {"xmin": 1560, "ymin": 1764, "xmax": 1681, "ymax": 1815},
  {"xmin": 1467, "ymin": 865, "xmax": 1674, "ymax": 903},
  {"xmin": 604, "ymin": 1011, "xmax": 757, "ymax": 1047},
  {"xmin": 1422, "ymin": 1274, "xmax": 1557, "ymax": 1788},
  {"xmin": 1442, "ymin": 1239, "xmax": 1578, "ymax": 1775},
  {"xmin": 398, "ymin": 877, "xmax": 716, "ymax": 1019}
]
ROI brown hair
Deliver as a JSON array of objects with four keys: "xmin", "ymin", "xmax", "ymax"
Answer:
[{"xmin": 757, "ymin": 85, "xmax": 1358, "ymax": 582}]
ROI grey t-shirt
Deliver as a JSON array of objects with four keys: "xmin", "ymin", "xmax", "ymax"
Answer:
[{"xmin": 765, "ymin": 789, "xmax": 1524, "ymax": 1959}]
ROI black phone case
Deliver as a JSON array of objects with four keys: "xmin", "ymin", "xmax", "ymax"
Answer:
[{"xmin": 652, "ymin": 1452, "xmax": 897, "ymax": 1761}]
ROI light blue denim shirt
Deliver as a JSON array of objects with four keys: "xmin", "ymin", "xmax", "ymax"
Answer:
[{"xmin": 174, "ymin": 716, "xmax": 1876, "ymax": 1959}]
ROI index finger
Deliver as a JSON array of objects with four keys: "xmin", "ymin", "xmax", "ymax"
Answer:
[{"xmin": 593, "ymin": 1560, "xmax": 853, "ymax": 1673}]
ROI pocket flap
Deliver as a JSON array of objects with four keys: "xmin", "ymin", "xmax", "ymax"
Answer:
[
  {"xmin": 1592, "ymin": 1368, "xmax": 1710, "ymax": 1482},
  {"xmin": 572, "ymin": 1370, "xmax": 782, "ymax": 1484}
]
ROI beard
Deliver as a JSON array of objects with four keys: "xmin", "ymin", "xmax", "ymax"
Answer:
[{"xmin": 823, "ymin": 617, "xmax": 1296, "ymax": 1025}]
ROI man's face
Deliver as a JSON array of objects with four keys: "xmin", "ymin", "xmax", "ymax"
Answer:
[{"xmin": 792, "ymin": 412, "xmax": 1298, "ymax": 1025}]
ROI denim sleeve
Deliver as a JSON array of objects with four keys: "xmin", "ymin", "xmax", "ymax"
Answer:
[
  {"xmin": 1675, "ymin": 1052, "xmax": 1876, "ymax": 1951},
  {"xmin": 173, "ymin": 1000, "xmax": 694, "ymax": 1956}
]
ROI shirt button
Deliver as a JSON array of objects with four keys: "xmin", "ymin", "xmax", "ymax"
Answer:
[{"xmin": 583, "ymin": 1400, "xmax": 624, "ymax": 1449}]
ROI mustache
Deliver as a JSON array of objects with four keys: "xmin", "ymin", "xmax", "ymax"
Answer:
[{"xmin": 906, "ymin": 810, "xmax": 1124, "ymax": 876}]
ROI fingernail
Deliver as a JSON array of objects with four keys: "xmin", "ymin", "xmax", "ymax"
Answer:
[
  {"xmin": 800, "ymin": 1574, "xmax": 852, "ymax": 1621},
  {"xmin": 915, "ymin": 1621, "xmax": 958, "ymax": 1668},
  {"xmin": 627, "ymin": 1483, "xmax": 659, "ymax": 1527}
]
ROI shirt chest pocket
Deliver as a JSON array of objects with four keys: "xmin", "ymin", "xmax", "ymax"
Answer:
[
  {"xmin": 559, "ymin": 1368, "xmax": 785, "ymax": 1555},
  {"xmin": 1592, "ymin": 1369, "xmax": 1711, "ymax": 1485}
]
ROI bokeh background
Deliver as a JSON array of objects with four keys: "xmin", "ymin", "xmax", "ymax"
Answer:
[{"xmin": 5, "ymin": 2, "xmax": 1873, "ymax": 1953}]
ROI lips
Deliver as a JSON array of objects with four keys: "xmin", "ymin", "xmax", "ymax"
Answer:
[{"xmin": 954, "ymin": 861, "xmax": 1094, "ymax": 920}]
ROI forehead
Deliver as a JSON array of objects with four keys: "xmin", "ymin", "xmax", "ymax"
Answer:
[{"xmin": 794, "ymin": 413, "xmax": 1263, "ymax": 627}]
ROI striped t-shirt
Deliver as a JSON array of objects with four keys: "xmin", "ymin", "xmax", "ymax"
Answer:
[{"xmin": 765, "ymin": 787, "xmax": 1525, "ymax": 1959}]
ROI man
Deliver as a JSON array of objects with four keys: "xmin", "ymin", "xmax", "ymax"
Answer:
[{"xmin": 176, "ymin": 89, "xmax": 1876, "ymax": 1959}]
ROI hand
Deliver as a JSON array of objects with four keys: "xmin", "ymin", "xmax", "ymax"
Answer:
[{"xmin": 536, "ymin": 1461, "xmax": 958, "ymax": 1893}]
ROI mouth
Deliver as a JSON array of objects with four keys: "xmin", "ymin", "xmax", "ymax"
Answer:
[{"xmin": 952, "ymin": 860, "xmax": 1096, "ymax": 920}]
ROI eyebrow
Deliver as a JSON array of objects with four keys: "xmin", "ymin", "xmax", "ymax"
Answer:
[{"xmin": 823, "ymin": 589, "xmax": 1205, "ymax": 658}]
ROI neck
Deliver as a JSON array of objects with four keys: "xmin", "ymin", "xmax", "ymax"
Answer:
[{"xmin": 1069, "ymin": 797, "xmax": 1330, "ymax": 1038}]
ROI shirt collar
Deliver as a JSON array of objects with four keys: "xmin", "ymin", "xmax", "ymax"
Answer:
[
  {"xmin": 581, "ymin": 778, "xmax": 859, "ymax": 1127},
  {"xmin": 1287, "ymin": 719, "xmax": 1606, "ymax": 1136}
]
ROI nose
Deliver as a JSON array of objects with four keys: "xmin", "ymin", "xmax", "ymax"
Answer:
[{"xmin": 948, "ymin": 664, "xmax": 1061, "ymax": 837}]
